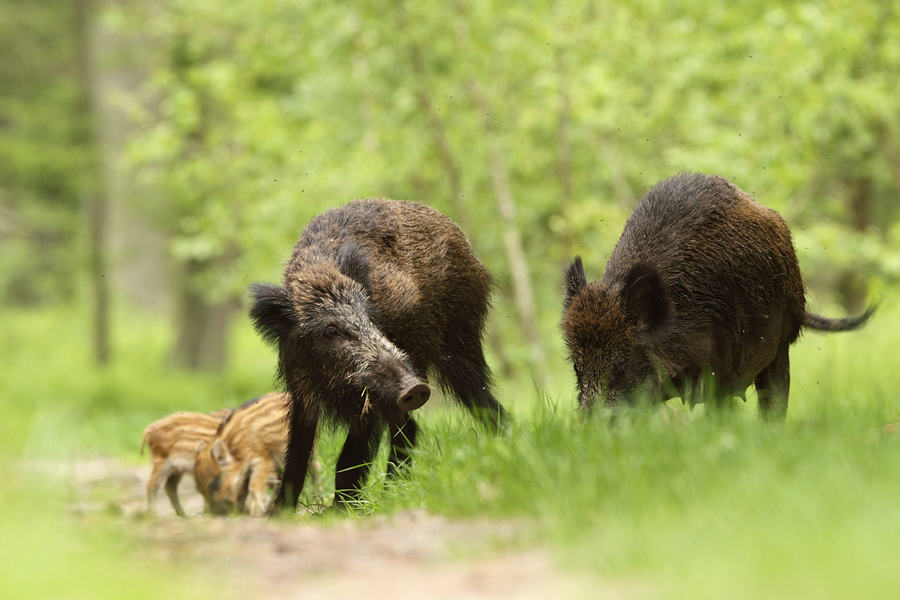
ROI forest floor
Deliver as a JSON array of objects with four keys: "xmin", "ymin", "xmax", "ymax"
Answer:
[{"xmin": 58, "ymin": 458, "xmax": 612, "ymax": 600}]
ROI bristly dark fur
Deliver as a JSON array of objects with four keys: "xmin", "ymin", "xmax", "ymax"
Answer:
[
  {"xmin": 562, "ymin": 172, "xmax": 874, "ymax": 420},
  {"xmin": 252, "ymin": 198, "xmax": 509, "ymax": 512},
  {"xmin": 622, "ymin": 263, "xmax": 670, "ymax": 332}
]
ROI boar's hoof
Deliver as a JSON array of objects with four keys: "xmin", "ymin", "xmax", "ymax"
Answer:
[{"xmin": 397, "ymin": 383, "xmax": 431, "ymax": 412}]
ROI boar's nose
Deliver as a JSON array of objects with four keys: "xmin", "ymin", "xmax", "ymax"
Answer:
[{"xmin": 397, "ymin": 382, "xmax": 430, "ymax": 412}]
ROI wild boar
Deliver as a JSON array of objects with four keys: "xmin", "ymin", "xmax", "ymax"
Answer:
[
  {"xmin": 250, "ymin": 198, "xmax": 508, "ymax": 510},
  {"xmin": 562, "ymin": 172, "xmax": 872, "ymax": 420}
]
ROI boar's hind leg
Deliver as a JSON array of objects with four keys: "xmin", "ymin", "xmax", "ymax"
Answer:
[
  {"xmin": 387, "ymin": 415, "xmax": 418, "ymax": 477},
  {"xmin": 755, "ymin": 344, "xmax": 790, "ymax": 422},
  {"xmin": 334, "ymin": 420, "xmax": 381, "ymax": 510},
  {"xmin": 437, "ymin": 342, "xmax": 508, "ymax": 432}
]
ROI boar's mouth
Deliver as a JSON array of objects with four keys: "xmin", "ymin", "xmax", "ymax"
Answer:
[
  {"xmin": 356, "ymin": 347, "xmax": 431, "ymax": 413},
  {"xmin": 397, "ymin": 381, "xmax": 431, "ymax": 412}
]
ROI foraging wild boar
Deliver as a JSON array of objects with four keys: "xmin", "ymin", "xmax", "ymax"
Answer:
[
  {"xmin": 141, "ymin": 408, "xmax": 231, "ymax": 516},
  {"xmin": 562, "ymin": 172, "xmax": 872, "ymax": 420},
  {"xmin": 250, "ymin": 198, "xmax": 507, "ymax": 510},
  {"xmin": 193, "ymin": 392, "xmax": 295, "ymax": 516}
]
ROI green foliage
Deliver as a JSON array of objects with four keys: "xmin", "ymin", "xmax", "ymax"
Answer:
[
  {"xmin": 0, "ymin": 304, "xmax": 273, "ymax": 457},
  {"xmin": 0, "ymin": 0, "xmax": 91, "ymax": 305},
  {"xmin": 116, "ymin": 0, "xmax": 900, "ymax": 352},
  {"xmin": 3, "ymin": 0, "xmax": 898, "ymax": 367}
]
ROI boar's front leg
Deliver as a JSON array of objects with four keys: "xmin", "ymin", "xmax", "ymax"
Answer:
[
  {"xmin": 334, "ymin": 419, "xmax": 381, "ymax": 510},
  {"xmin": 755, "ymin": 343, "xmax": 790, "ymax": 422},
  {"xmin": 387, "ymin": 415, "xmax": 418, "ymax": 477},
  {"xmin": 273, "ymin": 415, "xmax": 317, "ymax": 513}
]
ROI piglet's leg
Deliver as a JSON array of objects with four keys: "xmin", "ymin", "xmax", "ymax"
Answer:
[
  {"xmin": 247, "ymin": 460, "xmax": 276, "ymax": 517},
  {"xmin": 146, "ymin": 461, "xmax": 166, "ymax": 513},
  {"xmin": 164, "ymin": 471, "xmax": 185, "ymax": 517}
]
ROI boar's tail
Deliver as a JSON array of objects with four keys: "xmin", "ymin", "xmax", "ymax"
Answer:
[{"xmin": 803, "ymin": 306, "xmax": 876, "ymax": 332}]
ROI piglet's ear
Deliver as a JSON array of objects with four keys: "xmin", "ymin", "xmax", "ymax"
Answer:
[
  {"xmin": 211, "ymin": 439, "xmax": 232, "ymax": 466},
  {"xmin": 195, "ymin": 441, "xmax": 208, "ymax": 456},
  {"xmin": 622, "ymin": 263, "xmax": 670, "ymax": 333},
  {"xmin": 249, "ymin": 283, "xmax": 296, "ymax": 347},
  {"xmin": 563, "ymin": 256, "xmax": 587, "ymax": 311}
]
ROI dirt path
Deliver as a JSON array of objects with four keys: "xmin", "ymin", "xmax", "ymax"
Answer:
[{"xmin": 56, "ymin": 458, "xmax": 594, "ymax": 600}]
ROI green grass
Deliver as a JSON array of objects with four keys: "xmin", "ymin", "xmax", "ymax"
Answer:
[
  {"xmin": 1, "ymin": 303, "xmax": 275, "ymax": 458},
  {"xmin": 2, "ymin": 299, "xmax": 899, "ymax": 599},
  {"xmin": 0, "ymin": 469, "xmax": 208, "ymax": 600},
  {"xmin": 379, "ymin": 408, "xmax": 900, "ymax": 599},
  {"xmin": 350, "ymin": 299, "xmax": 900, "ymax": 598}
]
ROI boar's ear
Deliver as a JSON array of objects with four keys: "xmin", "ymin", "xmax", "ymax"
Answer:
[
  {"xmin": 623, "ymin": 264, "xmax": 670, "ymax": 333},
  {"xmin": 249, "ymin": 283, "xmax": 296, "ymax": 347},
  {"xmin": 564, "ymin": 256, "xmax": 588, "ymax": 310},
  {"xmin": 336, "ymin": 241, "xmax": 371, "ymax": 291},
  {"xmin": 210, "ymin": 440, "xmax": 232, "ymax": 466}
]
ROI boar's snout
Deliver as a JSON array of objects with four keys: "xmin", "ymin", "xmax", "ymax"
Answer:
[{"xmin": 397, "ymin": 381, "xmax": 430, "ymax": 412}]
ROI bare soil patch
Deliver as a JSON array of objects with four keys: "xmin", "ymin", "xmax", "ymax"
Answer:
[{"xmin": 52, "ymin": 458, "xmax": 599, "ymax": 600}]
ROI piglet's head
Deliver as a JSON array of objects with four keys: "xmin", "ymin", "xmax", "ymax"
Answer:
[{"xmin": 194, "ymin": 439, "xmax": 246, "ymax": 515}]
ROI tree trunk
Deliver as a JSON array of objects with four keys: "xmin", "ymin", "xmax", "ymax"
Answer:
[
  {"xmin": 848, "ymin": 175, "xmax": 872, "ymax": 232},
  {"xmin": 167, "ymin": 259, "xmax": 239, "ymax": 373},
  {"xmin": 837, "ymin": 176, "xmax": 872, "ymax": 313},
  {"xmin": 74, "ymin": 0, "xmax": 111, "ymax": 365}
]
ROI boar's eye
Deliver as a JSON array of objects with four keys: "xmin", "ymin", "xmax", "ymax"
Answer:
[{"xmin": 324, "ymin": 325, "xmax": 341, "ymax": 338}]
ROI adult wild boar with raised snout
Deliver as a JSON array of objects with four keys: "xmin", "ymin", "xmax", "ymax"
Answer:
[
  {"xmin": 251, "ymin": 199, "xmax": 507, "ymax": 511},
  {"xmin": 562, "ymin": 172, "xmax": 872, "ymax": 420}
]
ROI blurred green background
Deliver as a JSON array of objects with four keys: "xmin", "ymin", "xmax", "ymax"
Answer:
[{"xmin": 2, "ymin": 0, "xmax": 899, "ymax": 598}]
